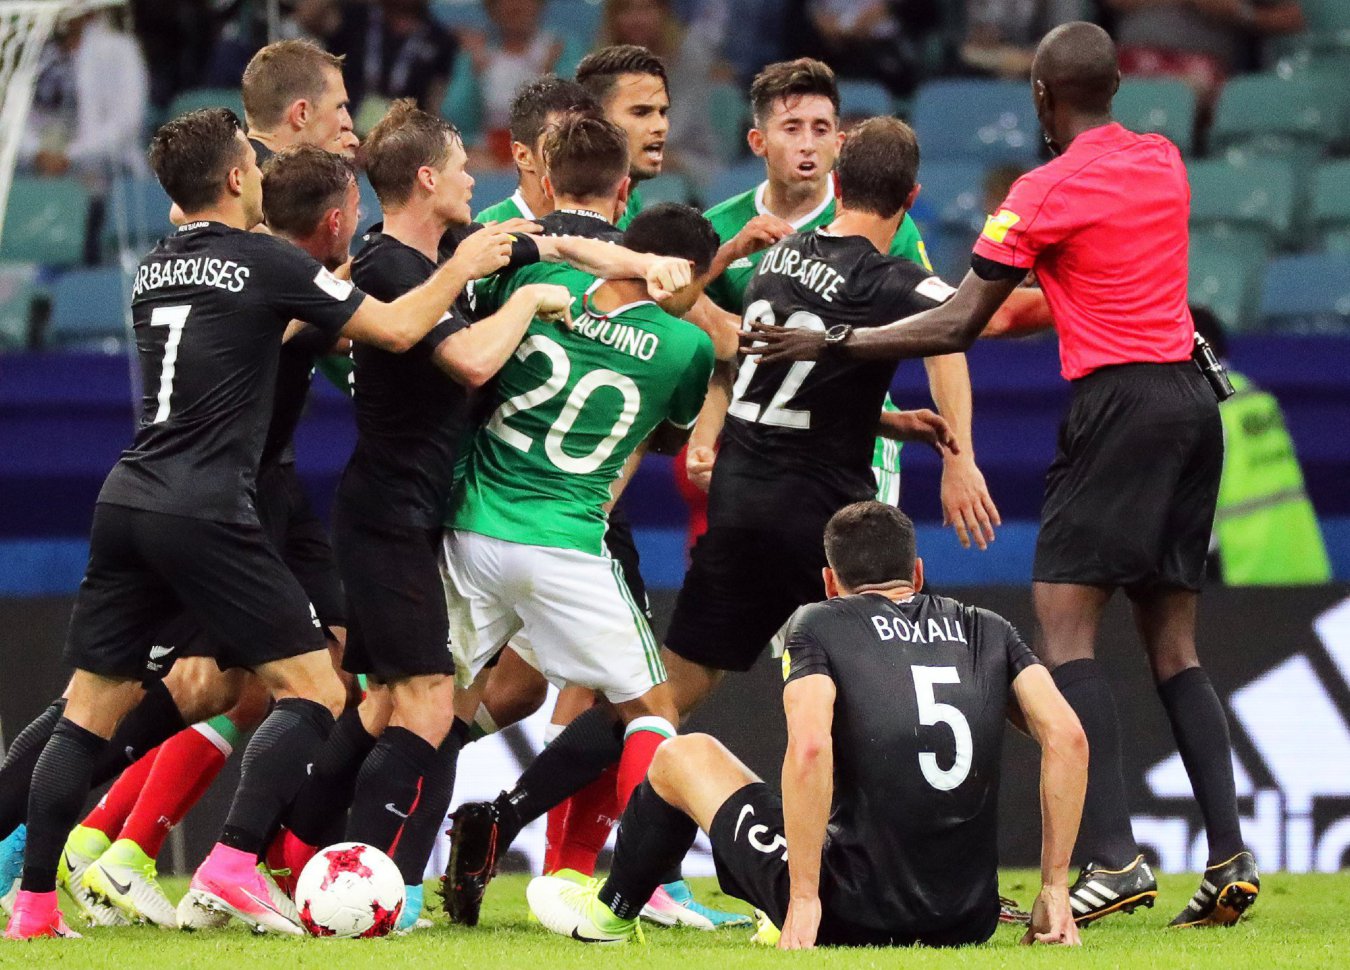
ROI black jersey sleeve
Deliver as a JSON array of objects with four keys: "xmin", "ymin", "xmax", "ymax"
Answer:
[
  {"xmin": 852, "ymin": 252, "xmax": 956, "ymax": 324},
  {"xmin": 783, "ymin": 602, "xmax": 838, "ymax": 685},
  {"xmin": 972, "ymin": 606, "xmax": 1042, "ymax": 685},
  {"xmin": 441, "ymin": 221, "xmax": 540, "ymax": 269},
  {"xmin": 255, "ymin": 236, "xmax": 366, "ymax": 336}
]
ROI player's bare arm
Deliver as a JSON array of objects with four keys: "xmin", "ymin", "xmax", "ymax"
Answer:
[
  {"xmin": 684, "ymin": 359, "xmax": 735, "ymax": 492},
  {"xmin": 875, "ymin": 408, "xmax": 958, "ymax": 454},
  {"xmin": 780, "ymin": 673, "xmax": 836, "ymax": 950},
  {"xmin": 433, "ymin": 283, "xmax": 575, "ymax": 388},
  {"xmin": 533, "ymin": 234, "xmax": 692, "ymax": 301},
  {"xmin": 705, "ymin": 213, "xmax": 795, "ymax": 282},
  {"xmin": 924, "ymin": 353, "xmax": 1001, "ymax": 550},
  {"xmin": 683, "ymin": 296, "xmax": 740, "ymax": 361},
  {"xmin": 1010, "ymin": 663, "xmax": 1088, "ymax": 946}
]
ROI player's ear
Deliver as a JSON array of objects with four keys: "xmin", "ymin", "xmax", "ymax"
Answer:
[
  {"xmin": 417, "ymin": 164, "xmax": 436, "ymax": 194},
  {"xmin": 616, "ymin": 175, "xmax": 631, "ymax": 210},
  {"xmin": 287, "ymin": 97, "xmax": 309, "ymax": 133},
  {"xmin": 912, "ymin": 558, "xmax": 924, "ymax": 594},
  {"xmin": 225, "ymin": 164, "xmax": 243, "ymax": 198},
  {"xmin": 903, "ymin": 184, "xmax": 920, "ymax": 213},
  {"xmin": 512, "ymin": 140, "xmax": 535, "ymax": 173},
  {"xmin": 747, "ymin": 127, "xmax": 766, "ymax": 158},
  {"xmin": 541, "ymin": 173, "xmax": 555, "ymax": 201},
  {"xmin": 822, "ymin": 567, "xmax": 839, "ymax": 599}
]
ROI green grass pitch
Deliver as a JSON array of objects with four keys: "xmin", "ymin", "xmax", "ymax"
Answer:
[{"xmin": 2, "ymin": 872, "xmax": 1347, "ymax": 969}]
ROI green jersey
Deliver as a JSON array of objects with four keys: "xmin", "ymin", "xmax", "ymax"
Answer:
[
  {"xmin": 703, "ymin": 175, "xmax": 930, "ymax": 314},
  {"xmin": 454, "ymin": 263, "xmax": 715, "ymax": 555},
  {"xmin": 475, "ymin": 189, "xmax": 538, "ymax": 225},
  {"xmin": 873, "ymin": 393, "xmax": 902, "ymax": 505},
  {"xmin": 615, "ymin": 185, "xmax": 644, "ymax": 231}
]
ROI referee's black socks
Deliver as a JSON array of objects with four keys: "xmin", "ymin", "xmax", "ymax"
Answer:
[
  {"xmin": 1157, "ymin": 666, "xmax": 1245, "ymax": 865},
  {"xmin": 22, "ymin": 717, "xmax": 105, "ymax": 892},
  {"xmin": 599, "ymin": 780, "xmax": 698, "ymax": 921},
  {"xmin": 1051, "ymin": 658, "xmax": 1140, "ymax": 869}
]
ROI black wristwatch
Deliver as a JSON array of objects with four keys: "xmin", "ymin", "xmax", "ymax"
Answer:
[{"xmin": 823, "ymin": 324, "xmax": 853, "ymax": 349}]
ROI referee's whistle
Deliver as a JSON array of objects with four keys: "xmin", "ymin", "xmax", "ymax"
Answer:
[{"xmin": 1193, "ymin": 333, "xmax": 1235, "ymax": 402}]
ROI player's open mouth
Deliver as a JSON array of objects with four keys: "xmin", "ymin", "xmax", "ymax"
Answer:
[
  {"xmin": 796, "ymin": 161, "xmax": 818, "ymax": 176},
  {"xmin": 643, "ymin": 143, "xmax": 664, "ymax": 163}
]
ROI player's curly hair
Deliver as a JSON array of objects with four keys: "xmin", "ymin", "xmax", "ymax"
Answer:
[
  {"xmin": 148, "ymin": 108, "xmax": 246, "ymax": 213},
  {"xmin": 836, "ymin": 117, "xmax": 920, "ymax": 219},
  {"xmin": 242, "ymin": 39, "xmax": 345, "ymax": 131},
  {"xmin": 576, "ymin": 44, "xmax": 668, "ymax": 103},
  {"xmin": 825, "ymin": 502, "xmax": 917, "ymax": 591},
  {"xmin": 262, "ymin": 146, "xmax": 357, "ymax": 238},
  {"xmin": 360, "ymin": 98, "xmax": 461, "ymax": 209},
  {"xmin": 509, "ymin": 75, "xmax": 599, "ymax": 148},
  {"xmin": 543, "ymin": 114, "xmax": 629, "ymax": 202},
  {"xmin": 749, "ymin": 58, "xmax": 839, "ymax": 128}
]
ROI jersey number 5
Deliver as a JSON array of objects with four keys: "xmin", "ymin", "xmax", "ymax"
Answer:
[
  {"xmin": 729, "ymin": 299, "xmax": 825, "ymax": 429},
  {"xmin": 149, "ymin": 304, "xmax": 191, "ymax": 423},
  {"xmin": 911, "ymin": 666, "xmax": 973, "ymax": 791}
]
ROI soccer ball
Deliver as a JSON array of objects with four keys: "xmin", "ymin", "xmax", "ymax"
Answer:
[{"xmin": 294, "ymin": 841, "xmax": 405, "ymax": 938}]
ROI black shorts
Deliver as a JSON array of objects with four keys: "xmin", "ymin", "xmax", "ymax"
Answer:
[
  {"xmin": 604, "ymin": 505, "xmax": 649, "ymax": 620},
  {"xmin": 1034, "ymin": 362, "xmax": 1222, "ymax": 593},
  {"xmin": 257, "ymin": 461, "xmax": 346, "ymax": 630},
  {"xmin": 664, "ymin": 527, "xmax": 826, "ymax": 672},
  {"xmin": 333, "ymin": 508, "xmax": 454, "ymax": 681},
  {"xmin": 68, "ymin": 504, "xmax": 328, "ymax": 681},
  {"xmin": 709, "ymin": 784, "xmax": 992, "ymax": 948}
]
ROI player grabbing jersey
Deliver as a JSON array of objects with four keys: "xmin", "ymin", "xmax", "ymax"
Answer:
[{"xmin": 528, "ymin": 501, "xmax": 1087, "ymax": 948}]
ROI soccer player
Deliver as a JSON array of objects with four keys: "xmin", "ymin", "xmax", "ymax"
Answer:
[
  {"xmin": 744, "ymin": 22, "xmax": 1259, "ymax": 929},
  {"xmin": 2, "ymin": 108, "xmax": 521, "ymax": 940},
  {"xmin": 528, "ymin": 501, "xmax": 1087, "ymax": 948},
  {"xmin": 475, "ymin": 75, "xmax": 599, "ymax": 224}
]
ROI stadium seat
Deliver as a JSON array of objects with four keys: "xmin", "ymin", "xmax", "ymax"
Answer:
[
  {"xmin": 1, "ymin": 176, "xmax": 90, "ymax": 267},
  {"xmin": 166, "ymin": 87, "xmax": 247, "ymax": 123},
  {"xmin": 912, "ymin": 79, "xmax": 1040, "ymax": 164},
  {"xmin": 1259, "ymin": 252, "xmax": 1350, "ymax": 333},
  {"xmin": 1187, "ymin": 157, "xmax": 1298, "ymax": 250},
  {"xmin": 837, "ymin": 80, "xmax": 894, "ymax": 120},
  {"xmin": 1300, "ymin": 0, "xmax": 1350, "ymax": 34},
  {"xmin": 542, "ymin": 0, "xmax": 603, "ymax": 47},
  {"xmin": 1210, "ymin": 74, "xmax": 1346, "ymax": 159},
  {"xmin": 1312, "ymin": 160, "xmax": 1350, "ymax": 250},
  {"xmin": 1113, "ymin": 78, "xmax": 1196, "ymax": 155},
  {"xmin": 101, "ymin": 176, "xmax": 175, "ymax": 257},
  {"xmin": 47, "ymin": 267, "xmax": 132, "ymax": 346},
  {"xmin": 637, "ymin": 174, "xmax": 693, "ymax": 206},
  {"xmin": 704, "ymin": 157, "xmax": 765, "ymax": 208},
  {"xmin": 470, "ymin": 171, "xmax": 520, "ymax": 219},
  {"xmin": 1188, "ymin": 232, "xmax": 1266, "ymax": 333},
  {"xmin": 0, "ymin": 262, "xmax": 36, "ymax": 349},
  {"xmin": 910, "ymin": 160, "xmax": 986, "ymax": 238},
  {"xmin": 709, "ymin": 81, "xmax": 750, "ymax": 164},
  {"xmin": 357, "ymin": 175, "xmax": 383, "ymax": 235},
  {"xmin": 430, "ymin": 0, "xmax": 491, "ymax": 32}
]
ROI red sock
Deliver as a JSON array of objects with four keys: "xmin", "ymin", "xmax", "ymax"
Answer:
[
  {"xmin": 554, "ymin": 765, "xmax": 619, "ymax": 877},
  {"xmin": 543, "ymin": 799, "xmax": 570, "ymax": 874},
  {"xmin": 615, "ymin": 717, "xmax": 674, "ymax": 809},
  {"xmin": 81, "ymin": 745, "xmax": 160, "ymax": 839},
  {"xmin": 120, "ymin": 725, "xmax": 229, "ymax": 859}
]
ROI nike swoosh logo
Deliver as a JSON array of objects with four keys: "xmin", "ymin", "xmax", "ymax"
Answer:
[
  {"xmin": 734, "ymin": 802, "xmax": 755, "ymax": 841},
  {"xmin": 385, "ymin": 803, "xmax": 411, "ymax": 819},
  {"xmin": 240, "ymin": 887, "xmax": 287, "ymax": 919},
  {"xmin": 571, "ymin": 927, "xmax": 611, "ymax": 943},
  {"xmin": 100, "ymin": 866, "xmax": 133, "ymax": 896}
]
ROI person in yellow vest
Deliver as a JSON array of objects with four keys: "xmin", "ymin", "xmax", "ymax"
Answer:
[{"xmin": 1192, "ymin": 306, "xmax": 1331, "ymax": 585}]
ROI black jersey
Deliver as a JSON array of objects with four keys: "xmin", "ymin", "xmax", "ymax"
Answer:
[
  {"xmin": 342, "ymin": 230, "xmax": 471, "ymax": 529},
  {"xmin": 99, "ymin": 221, "xmax": 366, "ymax": 523},
  {"xmin": 539, "ymin": 208, "xmax": 622, "ymax": 243},
  {"xmin": 783, "ymin": 592, "xmax": 1040, "ymax": 940},
  {"xmin": 260, "ymin": 327, "xmax": 339, "ymax": 468},
  {"xmin": 712, "ymin": 231, "xmax": 951, "ymax": 535}
]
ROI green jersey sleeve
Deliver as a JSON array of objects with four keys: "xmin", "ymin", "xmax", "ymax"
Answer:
[
  {"xmin": 667, "ymin": 330, "xmax": 716, "ymax": 429},
  {"xmin": 888, "ymin": 213, "xmax": 932, "ymax": 271}
]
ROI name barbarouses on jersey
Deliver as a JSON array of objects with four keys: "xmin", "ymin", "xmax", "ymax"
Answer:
[{"xmin": 133, "ymin": 257, "xmax": 251, "ymax": 298}]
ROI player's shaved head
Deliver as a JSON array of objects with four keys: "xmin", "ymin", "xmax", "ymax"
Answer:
[
  {"xmin": 824, "ymin": 502, "xmax": 917, "ymax": 592},
  {"xmin": 1032, "ymin": 21, "xmax": 1119, "ymax": 115}
]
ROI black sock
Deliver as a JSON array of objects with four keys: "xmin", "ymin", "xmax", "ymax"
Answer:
[
  {"xmin": 392, "ymin": 719, "xmax": 468, "ymax": 886},
  {"xmin": 0, "ymin": 699, "xmax": 66, "ymax": 834},
  {"xmin": 92, "ymin": 680, "xmax": 186, "ymax": 786},
  {"xmin": 1157, "ymin": 667, "xmax": 1244, "ymax": 865},
  {"xmin": 1052, "ymin": 659, "xmax": 1139, "ymax": 869},
  {"xmin": 220, "ymin": 698, "xmax": 334, "ymax": 856},
  {"xmin": 497, "ymin": 706, "xmax": 624, "ymax": 844},
  {"xmin": 284, "ymin": 706, "xmax": 378, "ymax": 846},
  {"xmin": 346, "ymin": 727, "xmax": 439, "ymax": 859},
  {"xmin": 658, "ymin": 863, "xmax": 683, "ymax": 885},
  {"xmin": 598, "ymin": 781, "xmax": 698, "ymax": 921},
  {"xmin": 21, "ymin": 718, "xmax": 105, "ymax": 893}
]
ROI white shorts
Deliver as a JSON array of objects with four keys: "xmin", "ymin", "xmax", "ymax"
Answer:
[{"xmin": 439, "ymin": 530, "xmax": 666, "ymax": 704}]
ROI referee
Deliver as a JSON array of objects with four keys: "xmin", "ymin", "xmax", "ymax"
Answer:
[{"xmin": 743, "ymin": 22, "xmax": 1257, "ymax": 930}]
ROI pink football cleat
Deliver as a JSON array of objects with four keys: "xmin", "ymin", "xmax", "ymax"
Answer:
[
  {"xmin": 181, "ymin": 844, "xmax": 302, "ymax": 935},
  {"xmin": 4, "ymin": 890, "xmax": 82, "ymax": 940}
]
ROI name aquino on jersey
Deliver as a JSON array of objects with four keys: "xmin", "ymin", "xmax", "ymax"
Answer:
[
  {"xmin": 573, "ymin": 310, "xmax": 660, "ymax": 361},
  {"xmin": 133, "ymin": 255, "xmax": 251, "ymax": 298},
  {"xmin": 756, "ymin": 244, "xmax": 847, "ymax": 303}
]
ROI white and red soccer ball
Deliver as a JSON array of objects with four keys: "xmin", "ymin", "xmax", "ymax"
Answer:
[{"xmin": 294, "ymin": 841, "xmax": 405, "ymax": 938}]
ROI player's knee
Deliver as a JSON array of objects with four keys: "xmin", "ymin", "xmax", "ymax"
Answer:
[
  {"xmin": 226, "ymin": 676, "xmax": 272, "ymax": 731},
  {"xmin": 165, "ymin": 658, "xmax": 236, "ymax": 722},
  {"xmin": 650, "ymin": 733, "xmax": 720, "ymax": 794}
]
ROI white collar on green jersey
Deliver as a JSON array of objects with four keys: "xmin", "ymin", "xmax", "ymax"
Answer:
[
  {"xmin": 511, "ymin": 188, "xmax": 537, "ymax": 221},
  {"xmin": 754, "ymin": 171, "xmax": 836, "ymax": 230},
  {"xmin": 582, "ymin": 277, "xmax": 655, "ymax": 316}
]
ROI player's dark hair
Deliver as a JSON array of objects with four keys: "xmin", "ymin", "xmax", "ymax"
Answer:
[
  {"xmin": 824, "ymin": 501, "xmax": 918, "ymax": 591},
  {"xmin": 544, "ymin": 114, "xmax": 629, "ymax": 201},
  {"xmin": 622, "ymin": 202, "xmax": 718, "ymax": 277},
  {"xmin": 360, "ymin": 98, "xmax": 461, "ymax": 209},
  {"xmin": 750, "ymin": 58, "xmax": 839, "ymax": 128},
  {"xmin": 262, "ymin": 146, "xmax": 356, "ymax": 238},
  {"xmin": 576, "ymin": 44, "xmax": 668, "ymax": 103},
  {"xmin": 836, "ymin": 117, "xmax": 920, "ymax": 219},
  {"xmin": 509, "ymin": 75, "xmax": 598, "ymax": 147},
  {"xmin": 148, "ymin": 108, "xmax": 247, "ymax": 213},
  {"xmin": 1190, "ymin": 304, "xmax": 1229, "ymax": 360},
  {"xmin": 242, "ymin": 39, "xmax": 346, "ymax": 131}
]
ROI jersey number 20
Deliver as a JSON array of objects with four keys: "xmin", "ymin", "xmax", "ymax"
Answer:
[{"xmin": 729, "ymin": 299, "xmax": 824, "ymax": 429}]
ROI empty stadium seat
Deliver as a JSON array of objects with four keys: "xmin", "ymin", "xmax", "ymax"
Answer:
[
  {"xmin": 48, "ymin": 268, "xmax": 132, "ymax": 346},
  {"xmin": 470, "ymin": 171, "xmax": 521, "ymax": 219},
  {"xmin": 709, "ymin": 82, "xmax": 749, "ymax": 164},
  {"xmin": 1188, "ymin": 232, "xmax": 1267, "ymax": 333},
  {"xmin": 912, "ymin": 80, "xmax": 1040, "ymax": 164},
  {"xmin": 837, "ymin": 80, "xmax": 894, "ymax": 120},
  {"xmin": 1187, "ymin": 157, "xmax": 1298, "ymax": 249},
  {"xmin": 1113, "ymin": 78, "xmax": 1196, "ymax": 154},
  {"xmin": 1210, "ymin": 74, "xmax": 1345, "ymax": 158},
  {"xmin": 0, "ymin": 262, "xmax": 36, "ymax": 349},
  {"xmin": 910, "ymin": 160, "xmax": 987, "ymax": 242},
  {"xmin": 704, "ymin": 158, "xmax": 765, "ymax": 208},
  {"xmin": 1259, "ymin": 252, "xmax": 1350, "ymax": 333},
  {"xmin": 101, "ymin": 177, "xmax": 175, "ymax": 256},
  {"xmin": 1300, "ymin": 0, "xmax": 1350, "ymax": 34},
  {"xmin": 166, "ymin": 87, "xmax": 247, "ymax": 123},
  {"xmin": 1, "ymin": 177, "xmax": 90, "ymax": 267},
  {"xmin": 1312, "ymin": 160, "xmax": 1350, "ymax": 250},
  {"xmin": 638, "ymin": 174, "xmax": 693, "ymax": 206}
]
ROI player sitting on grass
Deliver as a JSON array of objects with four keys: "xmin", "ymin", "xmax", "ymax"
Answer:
[{"xmin": 529, "ymin": 501, "xmax": 1088, "ymax": 948}]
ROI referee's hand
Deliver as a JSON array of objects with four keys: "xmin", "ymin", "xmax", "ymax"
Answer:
[{"xmin": 941, "ymin": 454, "xmax": 1000, "ymax": 551}]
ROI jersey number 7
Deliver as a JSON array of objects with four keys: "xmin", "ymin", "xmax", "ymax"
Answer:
[
  {"xmin": 149, "ymin": 304, "xmax": 191, "ymax": 424},
  {"xmin": 730, "ymin": 299, "xmax": 825, "ymax": 430}
]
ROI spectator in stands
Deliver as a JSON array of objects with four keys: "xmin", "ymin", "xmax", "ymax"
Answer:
[
  {"xmin": 330, "ymin": 0, "xmax": 458, "ymax": 133},
  {"xmin": 1108, "ymin": 0, "xmax": 1305, "ymax": 110},
  {"xmin": 204, "ymin": 0, "xmax": 345, "ymax": 88},
  {"xmin": 1191, "ymin": 305, "xmax": 1331, "ymax": 586},
  {"xmin": 601, "ymin": 0, "xmax": 723, "ymax": 189},
  {"xmin": 960, "ymin": 0, "xmax": 1085, "ymax": 80},
  {"xmin": 799, "ymin": 0, "xmax": 937, "ymax": 95},
  {"xmin": 130, "ymin": 0, "xmax": 213, "ymax": 109}
]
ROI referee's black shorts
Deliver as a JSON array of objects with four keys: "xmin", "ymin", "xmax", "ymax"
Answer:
[
  {"xmin": 1034, "ymin": 361, "xmax": 1222, "ymax": 593},
  {"xmin": 67, "ymin": 503, "xmax": 328, "ymax": 681},
  {"xmin": 333, "ymin": 506, "xmax": 455, "ymax": 682}
]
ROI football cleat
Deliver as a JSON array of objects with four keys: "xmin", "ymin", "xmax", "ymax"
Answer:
[
  {"xmin": 526, "ymin": 875, "xmax": 641, "ymax": 944},
  {"xmin": 1169, "ymin": 851, "xmax": 1259, "ymax": 928},
  {"xmin": 81, "ymin": 838, "xmax": 177, "ymax": 927},
  {"xmin": 3, "ymin": 889, "xmax": 82, "ymax": 939},
  {"xmin": 257, "ymin": 864, "xmax": 299, "ymax": 923},
  {"xmin": 441, "ymin": 800, "xmax": 507, "ymax": 926},
  {"xmin": 749, "ymin": 908, "xmax": 781, "ymax": 947},
  {"xmin": 0, "ymin": 825, "xmax": 26, "ymax": 915},
  {"xmin": 1069, "ymin": 855, "xmax": 1158, "ymax": 925},
  {"xmin": 998, "ymin": 894, "xmax": 1031, "ymax": 925},
  {"xmin": 184, "ymin": 853, "xmax": 303, "ymax": 935},
  {"xmin": 264, "ymin": 829, "xmax": 315, "ymax": 900},
  {"xmin": 58, "ymin": 826, "xmax": 126, "ymax": 927},
  {"xmin": 640, "ymin": 880, "xmax": 752, "ymax": 929},
  {"xmin": 175, "ymin": 889, "xmax": 229, "ymax": 931},
  {"xmin": 394, "ymin": 884, "xmax": 425, "ymax": 934}
]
